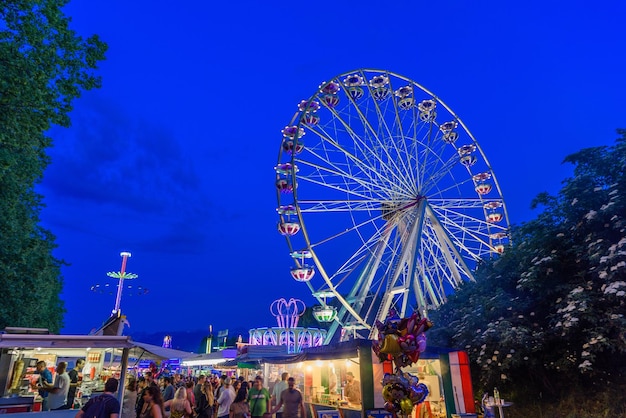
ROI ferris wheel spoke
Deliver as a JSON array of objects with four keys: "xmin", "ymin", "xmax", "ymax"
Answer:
[
  {"xmin": 430, "ymin": 205, "xmax": 508, "ymax": 254},
  {"xmin": 296, "ymin": 148, "xmax": 409, "ymax": 201},
  {"xmin": 428, "ymin": 198, "xmax": 502, "ymax": 209},
  {"xmin": 338, "ymin": 72, "xmax": 417, "ymax": 190},
  {"xmin": 297, "ymin": 199, "xmax": 384, "ymax": 213},
  {"xmin": 303, "ymin": 125, "xmax": 413, "ymax": 196},
  {"xmin": 311, "ymin": 105, "xmax": 414, "ymax": 192}
]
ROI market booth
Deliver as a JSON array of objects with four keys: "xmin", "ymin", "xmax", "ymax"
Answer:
[
  {"xmin": 0, "ymin": 331, "xmax": 195, "ymax": 416},
  {"xmin": 243, "ymin": 340, "xmax": 475, "ymax": 418}
]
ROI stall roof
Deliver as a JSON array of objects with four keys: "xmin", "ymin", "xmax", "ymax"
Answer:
[
  {"xmin": 182, "ymin": 349, "xmax": 237, "ymax": 366},
  {"xmin": 0, "ymin": 333, "xmax": 134, "ymax": 349},
  {"xmin": 214, "ymin": 339, "xmax": 463, "ymax": 368},
  {"xmin": 0, "ymin": 334, "xmax": 197, "ymax": 361},
  {"xmin": 129, "ymin": 341, "xmax": 196, "ymax": 360}
]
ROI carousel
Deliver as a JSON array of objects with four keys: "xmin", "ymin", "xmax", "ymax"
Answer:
[{"xmin": 248, "ymin": 298, "xmax": 328, "ymax": 353}]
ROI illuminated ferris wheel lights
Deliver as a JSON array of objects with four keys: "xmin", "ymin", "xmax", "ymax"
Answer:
[
  {"xmin": 487, "ymin": 212, "xmax": 504, "ymax": 223},
  {"xmin": 282, "ymin": 138, "xmax": 304, "ymax": 155},
  {"xmin": 290, "ymin": 266, "xmax": 315, "ymax": 282},
  {"xmin": 475, "ymin": 182, "xmax": 493, "ymax": 195},
  {"xmin": 275, "ymin": 178, "xmax": 296, "ymax": 193},
  {"xmin": 278, "ymin": 222, "xmax": 301, "ymax": 236},
  {"xmin": 275, "ymin": 163, "xmax": 298, "ymax": 175},
  {"xmin": 282, "ymin": 125, "xmax": 305, "ymax": 139},
  {"xmin": 277, "ymin": 205, "xmax": 297, "ymax": 215},
  {"xmin": 298, "ymin": 100, "xmax": 320, "ymax": 113},
  {"xmin": 321, "ymin": 94, "xmax": 340, "ymax": 108},
  {"xmin": 460, "ymin": 155, "xmax": 477, "ymax": 167},
  {"xmin": 320, "ymin": 81, "xmax": 341, "ymax": 94},
  {"xmin": 439, "ymin": 121, "xmax": 458, "ymax": 134},
  {"xmin": 313, "ymin": 305, "xmax": 338, "ymax": 322}
]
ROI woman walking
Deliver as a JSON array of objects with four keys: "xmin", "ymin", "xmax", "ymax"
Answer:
[
  {"xmin": 141, "ymin": 386, "xmax": 165, "ymax": 418},
  {"xmin": 165, "ymin": 388, "xmax": 193, "ymax": 418}
]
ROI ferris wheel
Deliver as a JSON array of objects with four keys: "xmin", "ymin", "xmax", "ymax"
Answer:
[{"xmin": 275, "ymin": 69, "xmax": 510, "ymax": 343}]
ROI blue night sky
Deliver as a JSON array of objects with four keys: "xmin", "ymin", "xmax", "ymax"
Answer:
[{"xmin": 37, "ymin": 1, "xmax": 625, "ymax": 337}]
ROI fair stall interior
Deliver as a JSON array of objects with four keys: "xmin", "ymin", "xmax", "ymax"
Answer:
[
  {"xmin": 240, "ymin": 340, "xmax": 468, "ymax": 418},
  {"xmin": 0, "ymin": 332, "xmax": 194, "ymax": 414}
]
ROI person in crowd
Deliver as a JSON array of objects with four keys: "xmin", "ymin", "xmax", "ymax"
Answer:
[
  {"xmin": 67, "ymin": 358, "xmax": 85, "ymax": 409},
  {"xmin": 215, "ymin": 375, "xmax": 227, "ymax": 401},
  {"xmin": 247, "ymin": 377, "xmax": 270, "ymax": 418},
  {"xmin": 140, "ymin": 385, "xmax": 165, "ymax": 418},
  {"xmin": 173, "ymin": 374, "xmax": 185, "ymax": 390},
  {"xmin": 162, "ymin": 376, "xmax": 175, "ymax": 416},
  {"xmin": 164, "ymin": 387, "xmax": 193, "ymax": 418},
  {"xmin": 216, "ymin": 377, "xmax": 235, "ymax": 418},
  {"xmin": 161, "ymin": 376, "xmax": 176, "ymax": 402},
  {"xmin": 185, "ymin": 381, "xmax": 196, "ymax": 407},
  {"xmin": 137, "ymin": 372, "xmax": 159, "ymax": 418},
  {"xmin": 232, "ymin": 381, "xmax": 240, "ymax": 395},
  {"xmin": 45, "ymin": 361, "xmax": 71, "ymax": 410},
  {"xmin": 344, "ymin": 372, "xmax": 361, "ymax": 404},
  {"xmin": 193, "ymin": 375, "xmax": 206, "ymax": 406},
  {"xmin": 269, "ymin": 378, "xmax": 305, "ymax": 418},
  {"xmin": 145, "ymin": 372, "xmax": 158, "ymax": 388},
  {"xmin": 271, "ymin": 373, "xmax": 289, "ymax": 418},
  {"xmin": 195, "ymin": 381, "xmax": 215, "ymax": 418},
  {"xmin": 122, "ymin": 377, "xmax": 138, "ymax": 418},
  {"xmin": 33, "ymin": 361, "xmax": 53, "ymax": 411},
  {"xmin": 76, "ymin": 378, "xmax": 121, "ymax": 418},
  {"xmin": 228, "ymin": 387, "xmax": 250, "ymax": 418},
  {"xmin": 136, "ymin": 377, "xmax": 147, "ymax": 418}
]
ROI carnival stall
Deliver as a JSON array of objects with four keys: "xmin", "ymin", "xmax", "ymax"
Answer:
[
  {"xmin": 0, "ymin": 330, "xmax": 194, "ymax": 415},
  {"xmin": 230, "ymin": 339, "xmax": 474, "ymax": 418}
]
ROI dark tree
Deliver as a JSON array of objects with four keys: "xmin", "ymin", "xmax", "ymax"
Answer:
[
  {"xmin": 429, "ymin": 130, "xmax": 626, "ymax": 402},
  {"xmin": 0, "ymin": 0, "xmax": 107, "ymax": 332}
]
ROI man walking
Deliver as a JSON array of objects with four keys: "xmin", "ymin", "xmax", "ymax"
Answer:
[
  {"xmin": 271, "ymin": 373, "xmax": 289, "ymax": 418},
  {"xmin": 215, "ymin": 377, "xmax": 235, "ymax": 418},
  {"xmin": 269, "ymin": 378, "xmax": 305, "ymax": 418},
  {"xmin": 247, "ymin": 377, "xmax": 270, "ymax": 418}
]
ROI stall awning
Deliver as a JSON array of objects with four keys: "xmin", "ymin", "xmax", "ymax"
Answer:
[
  {"xmin": 0, "ymin": 333, "xmax": 134, "ymax": 349},
  {"xmin": 129, "ymin": 341, "xmax": 196, "ymax": 361}
]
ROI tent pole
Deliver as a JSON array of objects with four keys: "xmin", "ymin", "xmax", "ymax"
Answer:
[{"xmin": 117, "ymin": 347, "xmax": 130, "ymax": 413}]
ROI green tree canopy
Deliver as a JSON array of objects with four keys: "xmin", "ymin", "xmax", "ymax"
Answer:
[
  {"xmin": 429, "ymin": 130, "xmax": 626, "ymax": 401},
  {"xmin": 0, "ymin": 0, "xmax": 106, "ymax": 332}
]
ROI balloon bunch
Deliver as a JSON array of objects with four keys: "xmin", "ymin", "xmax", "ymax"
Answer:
[
  {"xmin": 373, "ymin": 309, "xmax": 433, "ymax": 416},
  {"xmin": 373, "ymin": 309, "xmax": 432, "ymax": 369},
  {"xmin": 381, "ymin": 372, "xmax": 429, "ymax": 416}
]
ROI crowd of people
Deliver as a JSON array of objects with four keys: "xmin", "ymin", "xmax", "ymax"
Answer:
[
  {"xmin": 32, "ymin": 360, "xmax": 306, "ymax": 418},
  {"xmin": 119, "ymin": 372, "xmax": 304, "ymax": 418}
]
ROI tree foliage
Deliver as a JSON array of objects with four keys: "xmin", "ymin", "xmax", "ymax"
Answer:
[
  {"xmin": 0, "ymin": 0, "xmax": 106, "ymax": 332},
  {"xmin": 429, "ymin": 130, "xmax": 626, "ymax": 403}
]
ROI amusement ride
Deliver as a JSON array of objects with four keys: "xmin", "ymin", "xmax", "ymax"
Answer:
[{"xmin": 275, "ymin": 69, "xmax": 510, "ymax": 343}]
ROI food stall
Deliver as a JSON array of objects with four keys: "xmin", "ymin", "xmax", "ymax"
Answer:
[
  {"xmin": 249, "ymin": 340, "xmax": 475, "ymax": 418},
  {"xmin": 0, "ymin": 330, "xmax": 195, "ymax": 416}
]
